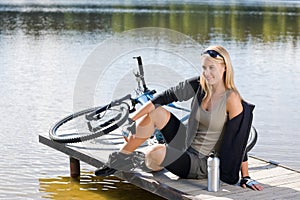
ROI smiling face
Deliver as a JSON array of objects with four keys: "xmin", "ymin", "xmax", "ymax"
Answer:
[
  {"xmin": 200, "ymin": 45, "xmax": 237, "ymax": 99},
  {"xmin": 201, "ymin": 56, "xmax": 226, "ymax": 86}
]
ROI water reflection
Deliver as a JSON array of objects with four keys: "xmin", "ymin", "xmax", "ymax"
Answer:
[
  {"xmin": 39, "ymin": 171, "xmax": 164, "ymax": 200},
  {"xmin": 1, "ymin": 3, "xmax": 299, "ymax": 42}
]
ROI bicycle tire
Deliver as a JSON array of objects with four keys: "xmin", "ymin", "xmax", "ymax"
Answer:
[
  {"xmin": 246, "ymin": 126, "xmax": 258, "ymax": 152},
  {"xmin": 49, "ymin": 103, "xmax": 129, "ymax": 143}
]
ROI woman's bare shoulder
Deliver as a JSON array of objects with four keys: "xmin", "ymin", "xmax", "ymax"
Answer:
[{"xmin": 226, "ymin": 90, "xmax": 243, "ymax": 120}]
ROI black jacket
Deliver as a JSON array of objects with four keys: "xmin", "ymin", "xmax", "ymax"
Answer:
[{"xmin": 219, "ymin": 101, "xmax": 254, "ymax": 184}]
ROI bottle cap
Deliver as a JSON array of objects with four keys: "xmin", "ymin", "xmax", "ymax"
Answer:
[{"xmin": 209, "ymin": 151, "xmax": 218, "ymax": 158}]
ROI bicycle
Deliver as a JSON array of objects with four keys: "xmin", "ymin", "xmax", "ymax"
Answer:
[{"xmin": 49, "ymin": 56, "xmax": 257, "ymax": 152}]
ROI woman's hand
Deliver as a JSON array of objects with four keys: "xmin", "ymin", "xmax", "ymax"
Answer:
[
  {"xmin": 240, "ymin": 176, "xmax": 264, "ymax": 191},
  {"xmin": 240, "ymin": 161, "xmax": 263, "ymax": 191}
]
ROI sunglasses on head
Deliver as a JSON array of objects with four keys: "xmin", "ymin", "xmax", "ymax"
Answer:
[{"xmin": 203, "ymin": 50, "xmax": 224, "ymax": 60}]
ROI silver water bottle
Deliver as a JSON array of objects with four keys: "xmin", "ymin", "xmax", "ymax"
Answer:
[{"xmin": 207, "ymin": 152, "xmax": 220, "ymax": 192}]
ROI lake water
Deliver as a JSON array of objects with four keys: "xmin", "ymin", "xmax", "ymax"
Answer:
[{"xmin": 0, "ymin": 0, "xmax": 300, "ymax": 199}]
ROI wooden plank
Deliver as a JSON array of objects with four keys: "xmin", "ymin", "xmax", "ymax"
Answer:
[
  {"xmin": 252, "ymin": 187, "xmax": 300, "ymax": 200},
  {"xmin": 156, "ymin": 179, "xmax": 207, "ymax": 195},
  {"xmin": 260, "ymin": 173, "xmax": 300, "ymax": 186},
  {"xmin": 248, "ymin": 167, "xmax": 293, "ymax": 179},
  {"xmin": 234, "ymin": 181, "xmax": 300, "ymax": 200}
]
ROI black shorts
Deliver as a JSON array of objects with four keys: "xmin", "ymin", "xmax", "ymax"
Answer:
[{"xmin": 159, "ymin": 113, "xmax": 208, "ymax": 179}]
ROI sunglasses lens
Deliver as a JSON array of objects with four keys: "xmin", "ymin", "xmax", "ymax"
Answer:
[
  {"xmin": 204, "ymin": 50, "xmax": 223, "ymax": 59},
  {"xmin": 208, "ymin": 50, "xmax": 217, "ymax": 58}
]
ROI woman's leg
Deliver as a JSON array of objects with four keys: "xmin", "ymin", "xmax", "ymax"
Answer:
[
  {"xmin": 120, "ymin": 106, "xmax": 171, "ymax": 154},
  {"xmin": 95, "ymin": 107, "xmax": 190, "ymax": 176},
  {"xmin": 144, "ymin": 114, "xmax": 191, "ymax": 177},
  {"xmin": 95, "ymin": 107, "xmax": 170, "ymax": 176}
]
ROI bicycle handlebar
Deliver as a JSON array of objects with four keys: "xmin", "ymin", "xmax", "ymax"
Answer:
[
  {"xmin": 110, "ymin": 94, "xmax": 131, "ymax": 106},
  {"xmin": 85, "ymin": 94, "xmax": 131, "ymax": 121}
]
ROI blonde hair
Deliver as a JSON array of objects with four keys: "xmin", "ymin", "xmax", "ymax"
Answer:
[{"xmin": 200, "ymin": 45, "xmax": 241, "ymax": 100}]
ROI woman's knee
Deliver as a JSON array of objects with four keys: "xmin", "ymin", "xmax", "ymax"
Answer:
[
  {"xmin": 145, "ymin": 144, "xmax": 166, "ymax": 170},
  {"xmin": 149, "ymin": 107, "xmax": 171, "ymax": 130},
  {"xmin": 133, "ymin": 114, "xmax": 155, "ymax": 139},
  {"xmin": 132, "ymin": 107, "xmax": 170, "ymax": 139}
]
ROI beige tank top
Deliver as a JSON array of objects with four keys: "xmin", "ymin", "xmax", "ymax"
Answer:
[{"xmin": 191, "ymin": 90, "xmax": 231, "ymax": 156}]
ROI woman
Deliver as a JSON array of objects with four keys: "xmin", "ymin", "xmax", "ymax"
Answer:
[{"xmin": 96, "ymin": 45, "xmax": 263, "ymax": 191}]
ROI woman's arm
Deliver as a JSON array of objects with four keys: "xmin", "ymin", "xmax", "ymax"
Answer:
[
  {"xmin": 151, "ymin": 76, "xmax": 200, "ymax": 107},
  {"xmin": 226, "ymin": 92, "xmax": 263, "ymax": 190},
  {"xmin": 240, "ymin": 160, "xmax": 249, "ymax": 178},
  {"xmin": 130, "ymin": 76, "xmax": 200, "ymax": 122},
  {"xmin": 240, "ymin": 161, "xmax": 264, "ymax": 190}
]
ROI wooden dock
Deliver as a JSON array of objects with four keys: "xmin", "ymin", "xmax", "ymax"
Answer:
[{"xmin": 39, "ymin": 133, "xmax": 300, "ymax": 200}]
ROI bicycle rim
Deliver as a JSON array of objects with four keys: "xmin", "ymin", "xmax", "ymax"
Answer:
[{"xmin": 49, "ymin": 103, "xmax": 129, "ymax": 143}]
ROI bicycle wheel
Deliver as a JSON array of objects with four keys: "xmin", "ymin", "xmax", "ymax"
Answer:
[
  {"xmin": 49, "ymin": 103, "xmax": 129, "ymax": 143},
  {"xmin": 246, "ymin": 126, "xmax": 258, "ymax": 152}
]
